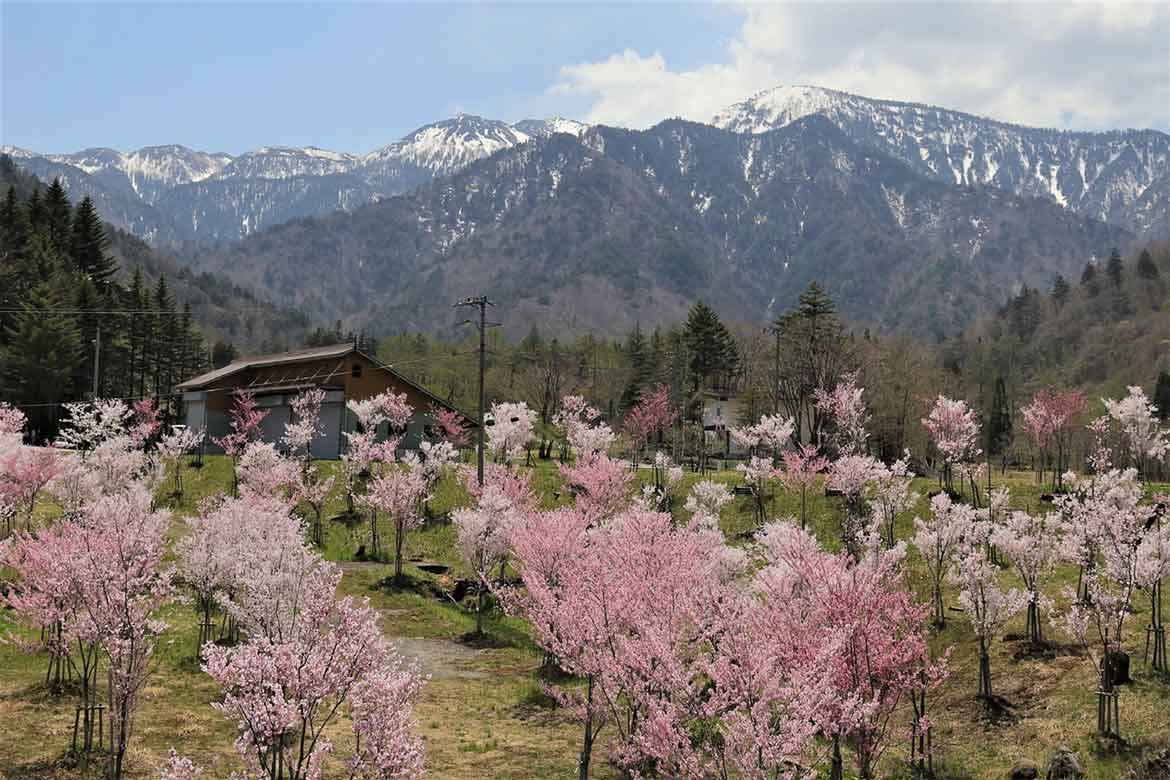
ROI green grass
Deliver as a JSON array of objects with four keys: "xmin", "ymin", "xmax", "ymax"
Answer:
[{"xmin": 1, "ymin": 455, "xmax": 1167, "ymax": 779}]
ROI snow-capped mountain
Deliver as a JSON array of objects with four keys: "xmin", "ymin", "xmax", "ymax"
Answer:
[
  {"xmin": 359, "ymin": 115, "xmax": 531, "ymax": 179},
  {"xmin": 3, "ymin": 114, "xmax": 561, "ymax": 242},
  {"xmin": 512, "ymin": 117, "xmax": 590, "ymax": 139},
  {"xmin": 211, "ymin": 146, "xmax": 356, "ymax": 181},
  {"xmin": 712, "ymin": 85, "xmax": 1170, "ymax": 236}
]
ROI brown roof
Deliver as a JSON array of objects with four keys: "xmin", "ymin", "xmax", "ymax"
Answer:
[
  {"xmin": 175, "ymin": 343, "xmax": 476, "ymax": 424},
  {"xmin": 176, "ymin": 343, "xmax": 357, "ymax": 391}
]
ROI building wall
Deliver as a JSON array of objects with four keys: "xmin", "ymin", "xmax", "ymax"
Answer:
[{"xmin": 180, "ymin": 353, "xmax": 457, "ymax": 459}]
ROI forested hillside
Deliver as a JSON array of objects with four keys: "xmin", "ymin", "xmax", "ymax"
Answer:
[{"xmin": 0, "ymin": 157, "xmax": 312, "ymax": 436}]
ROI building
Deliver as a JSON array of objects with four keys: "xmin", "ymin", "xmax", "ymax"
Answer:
[
  {"xmin": 176, "ymin": 343, "xmax": 471, "ymax": 459},
  {"xmin": 702, "ymin": 390, "xmax": 748, "ymax": 457}
]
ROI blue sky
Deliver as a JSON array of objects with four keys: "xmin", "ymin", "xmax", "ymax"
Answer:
[{"xmin": 3, "ymin": 2, "xmax": 1167, "ymax": 155}]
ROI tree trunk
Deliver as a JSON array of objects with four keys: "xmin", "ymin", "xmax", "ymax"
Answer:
[{"xmin": 578, "ymin": 677, "xmax": 596, "ymax": 780}]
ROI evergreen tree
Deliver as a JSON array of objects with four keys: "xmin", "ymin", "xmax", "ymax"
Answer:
[
  {"xmin": 2, "ymin": 261, "xmax": 81, "ymax": 435},
  {"xmin": 684, "ymin": 301, "xmax": 737, "ymax": 393},
  {"xmin": 1154, "ymin": 371, "xmax": 1170, "ymax": 421},
  {"xmin": 1106, "ymin": 247, "xmax": 1124, "ymax": 288},
  {"xmin": 152, "ymin": 276, "xmax": 177, "ymax": 398},
  {"xmin": 1081, "ymin": 261, "xmax": 1100, "ymax": 297},
  {"xmin": 69, "ymin": 196, "xmax": 118, "ymax": 287},
  {"xmin": 1051, "ymin": 273, "xmax": 1070, "ymax": 308},
  {"xmin": 1137, "ymin": 249, "xmax": 1160, "ymax": 280},
  {"xmin": 620, "ymin": 323, "xmax": 650, "ymax": 410},
  {"xmin": 986, "ymin": 376, "xmax": 1013, "ymax": 456},
  {"xmin": 42, "ymin": 178, "xmax": 72, "ymax": 256}
]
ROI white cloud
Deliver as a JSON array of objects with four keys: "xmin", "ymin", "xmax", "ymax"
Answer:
[{"xmin": 552, "ymin": 2, "xmax": 1169, "ymax": 131}]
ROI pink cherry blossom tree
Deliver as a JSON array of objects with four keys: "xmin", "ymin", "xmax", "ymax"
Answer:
[
  {"xmin": 237, "ymin": 441, "xmax": 300, "ymax": 503},
  {"xmin": 922, "ymin": 395, "xmax": 981, "ymax": 495},
  {"xmin": 201, "ymin": 553, "xmax": 425, "ymax": 780},
  {"xmin": 0, "ymin": 442, "xmax": 63, "ymax": 533},
  {"xmin": 814, "ymin": 372, "xmax": 869, "ymax": 457},
  {"xmin": 453, "ymin": 483, "xmax": 526, "ymax": 635},
  {"xmin": 992, "ymin": 509, "xmax": 1061, "ymax": 646},
  {"xmin": 779, "ymin": 443, "xmax": 828, "ymax": 530},
  {"xmin": 1020, "ymin": 389, "xmax": 1086, "ymax": 488},
  {"xmin": 683, "ymin": 479, "xmax": 733, "ymax": 532},
  {"xmin": 560, "ymin": 453, "xmax": 634, "ymax": 523},
  {"xmin": 1137, "ymin": 504, "xmax": 1169, "ymax": 672},
  {"xmin": 950, "ymin": 543, "xmax": 1027, "ymax": 704},
  {"xmin": 913, "ymin": 492, "xmax": 978, "ymax": 629},
  {"xmin": 554, "ymin": 395, "xmax": 616, "ymax": 460},
  {"xmin": 755, "ymin": 521, "xmax": 946, "ymax": 780},
  {"xmin": 433, "ymin": 405, "xmax": 471, "ymax": 448},
  {"xmin": 213, "ymin": 390, "xmax": 269, "ymax": 496},
  {"xmin": 129, "ymin": 396, "xmax": 162, "ymax": 448},
  {"xmin": 361, "ymin": 465, "xmax": 428, "ymax": 582},
  {"xmin": 486, "ymin": 400, "xmax": 538, "ymax": 464},
  {"xmin": 156, "ymin": 425, "xmax": 204, "ymax": 502},
  {"xmin": 870, "ymin": 452, "xmax": 917, "ymax": 550},
  {"xmin": 735, "ymin": 455, "xmax": 776, "ymax": 525},
  {"xmin": 1103, "ymin": 386, "xmax": 1170, "ymax": 480},
  {"xmin": 622, "ymin": 384, "xmax": 677, "ymax": 465},
  {"xmin": 282, "ymin": 387, "xmax": 326, "ymax": 466}
]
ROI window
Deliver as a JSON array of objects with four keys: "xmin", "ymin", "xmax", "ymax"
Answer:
[{"xmin": 351, "ymin": 363, "xmax": 362, "ymax": 378}]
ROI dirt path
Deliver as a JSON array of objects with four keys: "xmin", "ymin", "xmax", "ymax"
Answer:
[{"xmin": 389, "ymin": 636, "xmax": 492, "ymax": 680}]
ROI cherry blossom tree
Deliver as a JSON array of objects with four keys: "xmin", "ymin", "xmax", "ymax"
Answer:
[
  {"xmin": 779, "ymin": 443, "xmax": 828, "ymax": 530},
  {"xmin": 683, "ymin": 479, "xmax": 733, "ymax": 532},
  {"xmin": 213, "ymin": 390, "xmax": 269, "ymax": 495},
  {"xmin": 453, "ymin": 483, "xmax": 525, "ymax": 635},
  {"xmin": 755, "ymin": 521, "xmax": 945, "ymax": 780},
  {"xmin": 1137, "ymin": 504, "xmax": 1170, "ymax": 672},
  {"xmin": 561, "ymin": 453, "xmax": 634, "ymax": 523},
  {"xmin": 282, "ymin": 387, "xmax": 326, "ymax": 465},
  {"xmin": 1020, "ymin": 389, "xmax": 1086, "ymax": 488},
  {"xmin": 0, "ymin": 401, "xmax": 26, "ymax": 438},
  {"xmin": 129, "ymin": 397, "xmax": 162, "ymax": 448},
  {"xmin": 433, "ymin": 405, "xmax": 471, "ymax": 448},
  {"xmin": 554, "ymin": 395, "xmax": 616, "ymax": 460},
  {"xmin": 156, "ymin": 426, "xmax": 204, "ymax": 501},
  {"xmin": 913, "ymin": 492, "xmax": 978, "ymax": 629},
  {"xmin": 622, "ymin": 384, "xmax": 677, "ymax": 464},
  {"xmin": 201, "ymin": 553, "xmax": 425, "ymax": 780},
  {"xmin": 950, "ymin": 544, "xmax": 1027, "ymax": 704},
  {"xmin": 992, "ymin": 509, "xmax": 1060, "ymax": 646},
  {"xmin": 638, "ymin": 450, "xmax": 683, "ymax": 512},
  {"xmin": 922, "ymin": 396, "xmax": 981, "ymax": 495},
  {"xmin": 870, "ymin": 452, "xmax": 917, "ymax": 550},
  {"xmin": 1103, "ymin": 386, "xmax": 1170, "ymax": 480},
  {"xmin": 486, "ymin": 400, "xmax": 537, "ymax": 464},
  {"xmin": 0, "ymin": 442, "xmax": 63, "ymax": 533},
  {"xmin": 815, "ymin": 372, "xmax": 869, "ymax": 457},
  {"xmin": 295, "ymin": 463, "xmax": 336, "ymax": 547},
  {"xmin": 827, "ymin": 453, "xmax": 881, "ymax": 558},
  {"xmin": 735, "ymin": 456, "xmax": 776, "ymax": 525},
  {"xmin": 57, "ymin": 399, "xmax": 134, "ymax": 452},
  {"xmin": 237, "ymin": 441, "xmax": 300, "ymax": 503},
  {"xmin": 70, "ymin": 487, "xmax": 173, "ymax": 779},
  {"xmin": 730, "ymin": 412, "xmax": 794, "ymax": 458},
  {"xmin": 362, "ymin": 465, "xmax": 428, "ymax": 582},
  {"xmin": 1055, "ymin": 467, "xmax": 1154, "ymax": 736}
]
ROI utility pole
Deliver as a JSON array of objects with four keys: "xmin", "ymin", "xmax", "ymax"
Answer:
[
  {"xmin": 455, "ymin": 296, "xmax": 497, "ymax": 486},
  {"xmin": 92, "ymin": 323, "xmax": 101, "ymax": 399}
]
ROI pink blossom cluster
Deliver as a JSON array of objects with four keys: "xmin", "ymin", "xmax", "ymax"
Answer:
[
  {"xmin": 486, "ymin": 400, "xmax": 537, "ymax": 463},
  {"xmin": 815, "ymin": 372, "xmax": 869, "ymax": 456},
  {"xmin": 622, "ymin": 384, "xmax": 678, "ymax": 457},
  {"xmin": 553, "ymin": 395, "xmax": 616, "ymax": 457},
  {"xmin": 922, "ymin": 395, "xmax": 981, "ymax": 466}
]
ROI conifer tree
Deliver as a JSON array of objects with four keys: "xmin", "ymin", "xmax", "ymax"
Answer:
[
  {"xmin": 987, "ymin": 376, "xmax": 1013, "ymax": 457},
  {"xmin": 1106, "ymin": 247, "xmax": 1124, "ymax": 287},
  {"xmin": 2, "ymin": 259, "xmax": 81, "ymax": 434},
  {"xmin": 621, "ymin": 324, "xmax": 650, "ymax": 410},
  {"xmin": 1154, "ymin": 372, "xmax": 1170, "ymax": 422},
  {"xmin": 1137, "ymin": 249, "xmax": 1159, "ymax": 280},
  {"xmin": 42, "ymin": 178, "xmax": 72, "ymax": 256},
  {"xmin": 152, "ymin": 276, "xmax": 177, "ymax": 399},
  {"xmin": 1081, "ymin": 261, "xmax": 1100, "ymax": 297},
  {"xmin": 1052, "ymin": 273, "xmax": 1070, "ymax": 308},
  {"xmin": 70, "ymin": 196, "xmax": 117, "ymax": 287}
]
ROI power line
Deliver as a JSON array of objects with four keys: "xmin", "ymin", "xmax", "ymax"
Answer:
[{"xmin": 454, "ymin": 296, "xmax": 498, "ymax": 486}]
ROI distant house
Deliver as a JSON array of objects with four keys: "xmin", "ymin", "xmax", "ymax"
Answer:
[
  {"xmin": 176, "ymin": 343, "xmax": 471, "ymax": 460},
  {"xmin": 702, "ymin": 390, "xmax": 748, "ymax": 457}
]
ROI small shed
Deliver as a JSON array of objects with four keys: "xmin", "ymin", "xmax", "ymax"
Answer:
[{"xmin": 176, "ymin": 343, "xmax": 470, "ymax": 459}]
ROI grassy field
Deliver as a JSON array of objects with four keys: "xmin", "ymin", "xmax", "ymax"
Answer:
[{"xmin": 1, "ymin": 454, "xmax": 1168, "ymax": 779}]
